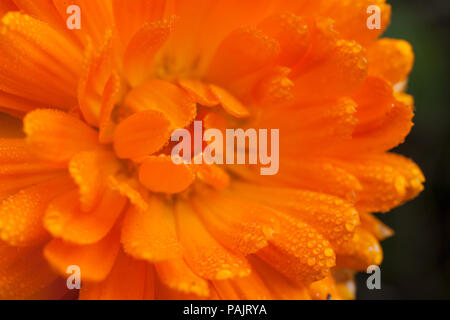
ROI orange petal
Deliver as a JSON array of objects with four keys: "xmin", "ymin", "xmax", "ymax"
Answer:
[
  {"xmin": 209, "ymin": 85, "xmax": 250, "ymax": 118},
  {"xmin": 231, "ymin": 182, "xmax": 360, "ymax": 252},
  {"xmin": 175, "ymin": 200, "xmax": 251, "ymax": 280},
  {"xmin": 0, "ymin": 175, "xmax": 73, "ymax": 246},
  {"xmin": 69, "ymin": 150, "xmax": 120, "ymax": 212},
  {"xmin": 78, "ymin": 31, "xmax": 114, "ymax": 126},
  {"xmin": 359, "ymin": 212, "xmax": 394, "ymax": 241},
  {"xmin": 123, "ymin": 18, "xmax": 174, "ymax": 86},
  {"xmin": 139, "ymin": 155, "xmax": 195, "ymax": 194},
  {"xmin": 10, "ymin": 0, "xmax": 61, "ymax": 25},
  {"xmin": 253, "ymin": 67, "xmax": 294, "ymax": 105},
  {"xmin": 24, "ymin": 109, "xmax": 99, "ymax": 163},
  {"xmin": 53, "ymin": 0, "xmax": 114, "ymax": 47},
  {"xmin": 250, "ymin": 256, "xmax": 311, "ymax": 300},
  {"xmin": 0, "ymin": 172, "xmax": 64, "ymax": 201},
  {"xmin": 0, "ymin": 241, "xmax": 33, "ymax": 270},
  {"xmin": 309, "ymin": 275, "xmax": 342, "ymax": 300},
  {"xmin": 44, "ymin": 226, "xmax": 121, "ymax": 282},
  {"xmin": 112, "ymin": 0, "xmax": 170, "ymax": 48},
  {"xmin": 143, "ymin": 264, "xmax": 156, "ymax": 300},
  {"xmin": 395, "ymin": 91, "xmax": 414, "ymax": 108},
  {"xmin": 155, "ymin": 279, "xmax": 210, "ymax": 300},
  {"xmin": 206, "ymin": 27, "xmax": 280, "ymax": 84},
  {"xmin": 202, "ymin": 112, "xmax": 228, "ymax": 133},
  {"xmin": 290, "ymin": 17, "xmax": 338, "ymax": 71},
  {"xmin": 11, "ymin": 1, "xmax": 81, "ymax": 50},
  {"xmin": 0, "ymin": 244, "xmax": 59, "ymax": 299},
  {"xmin": 29, "ymin": 278, "xmax": 72, "ymax": 300},
  {"xmin": 242, "ymin": 156, "xmax": 362, "ymax": 202},
  {"xmin": 212, "ymin": 272, "xmax": 272, "ymax": 300},
  {"xmin": 44, "ymin": 188, "xmax": 127, "ymax": 245},
  {"xmin": 108, "ymin": 175, "xmax": 149, "ymax": 212},
  {"xmin": 0, "ymin": 139, "xmax": 64, "ymax": 174},
  {"xmin": 368, "ymin": 39, "xmax": 414, "ymax": 84},
  {"xmin": 196, "ymin": 164, "xmax": 230, "ymax": 191},
  {"xmin": 344, "ymin": 159, "xmax": 408, "ymax": 213},
  {"xmin": 79, "ymin": 250, "xmax": 152, "ymax": 300},
  {"xmin": 261, "ymin": 98, "xmax": 357, "ymax": 154},
  {"xmin": 155, "ymin": 258, "xmax": 210, "ymax": 297},
  {"xmin": 375, "ymin": 153, "xmax": 425, "ymax": 202},
  {"xmin": 351, "ymin": 76, "xmax": 396, "ymax": 129},
  {"xmin": 0, "ymin": 138, "xmax": 34, "ymax": 163},
  {"xmin": 314, "ymin": 0, "xmax": 391, "ymax": 45},
  {"xmin": 113, "ymin": 110, "xmax": 171, "ymax": 159},
  {"xmin": 99, "ymin": 73, "xmax": 121, "ymax": 144},
  {"xmin": 329, "ymin": 99, "xmax": 414, "ymax": 154},
  {"xmin": 0, "ymin": 90, "xmax": 53, "ymax": 116},
  {"xmin": 0, "ymin": 162, "xmax": 63, "ymax": 176},
  {"xmin": 121, "ymin": 198, "xmax": 181, "ymax": 262},
  {"xmin": 331, "ymin": 154, "xmax": 423, "ymax": 213},
  {"xmin": 0, "ymin": 12, "xmax": 82, "ymax": 108},
  {"xmin": 192, "ymin": 186, "xmax": 279, "ymax": 255},
  {"xmin": 292, "ymin": 39, "xmax": 368, "ymax": 102},
  {"xmin": 165, "ymin": 0, "xmax": 275, "ymax": 77},
  {"xmin": 124, "ymin": 79, "xmax": 197, "ymax": 129},
  {"xmin": 259, "ymin": 13, "xmax": 311, "ymax": 66},
  {"xmin": 177, "ymin": 79, "xmax": 219, "ymax": 107},
  {"xmin": 257, "ymin": 211, "xmax": 336, "ymax": 285},
  {"xmin": 0, "ymin": 1, "xmax": 16, "ymax": 16},
  {"xmin": 337, "ymin": 228, "xmax": 383, "ymax": 271}
]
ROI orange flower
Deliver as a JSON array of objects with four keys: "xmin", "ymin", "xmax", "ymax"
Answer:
[{"xmin": 0, "ymin": 0, "xmax": 424, "ymax": 300}]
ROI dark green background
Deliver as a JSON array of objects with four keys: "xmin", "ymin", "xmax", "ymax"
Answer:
[{"xmin": 356, "ymin": 0, "xmax": 450, "ymax": 299}]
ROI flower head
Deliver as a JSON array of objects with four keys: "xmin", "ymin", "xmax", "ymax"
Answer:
[{"xmin": 0, "ymin": 0, "xmax": 423, "ymax": 300}]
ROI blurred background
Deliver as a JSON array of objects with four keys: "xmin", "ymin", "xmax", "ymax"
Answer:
[{"xmin": 356, "ymin": 0, "xmax": 450, "ymax": 299}]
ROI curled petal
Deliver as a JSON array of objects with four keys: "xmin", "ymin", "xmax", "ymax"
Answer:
[
  {"xmin": 69, "ymin": 150, "xmax": 120, "ymax": 212},
  {"xmin": 209, "ymin": 85, "xmax": 250, "ymax": 118},
  {"xmin": 44, "ymin": 225, "xmax": 121, "ymax": 282},
  {"xmin": 124, "ymin": 79, "xmax": 197, "ymax": 129},
  {"xmin": 113, "ymin": 110, "xmax": 171, "ymax": 159},
  {"xmin": 177, "ymin": 79, "xmax": 219, "ymax": 107},
  {"xmin": 44, "ymin": 189, "xmax": 127, "ymax": 245},
  {"xmin": 139, "ymin": 155, "xmax": 195, "ymax": 194}
]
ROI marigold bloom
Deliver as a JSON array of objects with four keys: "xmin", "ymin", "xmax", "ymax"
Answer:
[{"xmin": 0, "ymin": 0, "xmax": 424, "ymax": 300}]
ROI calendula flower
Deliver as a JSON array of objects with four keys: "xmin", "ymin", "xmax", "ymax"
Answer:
[{"xmin": 0, "ymin": 0, "xmax": 424, "ymax": 300}]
